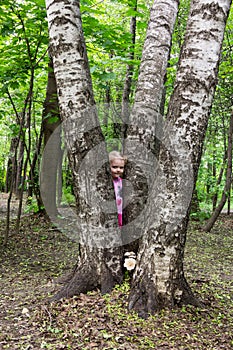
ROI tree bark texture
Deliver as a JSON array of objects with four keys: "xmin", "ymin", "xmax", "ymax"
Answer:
[
  {"xmin": 128, "ymin": 0, "xmax": 231, "ymax": 316},
  {"xmin": 45, "ymin": 0, "xmax": 124, "ymax": 298},
  {"xmin": 123, "ymin": 0, "xmax": 179, "ymax": 254}
]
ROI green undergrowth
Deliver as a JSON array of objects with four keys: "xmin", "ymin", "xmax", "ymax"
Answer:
[{"xmin": 0, "ymin": 214, "xmax": 232, "ymax": 349}]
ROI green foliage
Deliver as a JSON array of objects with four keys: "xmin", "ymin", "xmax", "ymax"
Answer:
[
  {"xmin": 0, "ymin": 0, "xmax": 48, "ymax": 195},
  {"xmin": 81, "ymin": 0, "xmax": 151, "ymax": 103},
  {"xmin": 24, "ymin": 196, "xmax": 41, "ymax": 214},
  {"xmin": 190, "ymin": 209, "xmax": 211, "ymax": 222},
  {"xmin": 0, "ymin": 1, "xmax": 48, "ymax": 88},
  {"xmin": 61, "ymin": 186, "xmax": 75, "ymax": 205}
]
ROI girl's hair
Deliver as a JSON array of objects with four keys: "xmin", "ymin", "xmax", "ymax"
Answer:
[{"xmin": 109, "ymin": 150, "xmax": 127, "ymax": 164}]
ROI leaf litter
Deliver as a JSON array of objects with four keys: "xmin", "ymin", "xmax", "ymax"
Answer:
[{"xmin": 0, "ymin": 212, "xmax": 232, "ymax": 349}]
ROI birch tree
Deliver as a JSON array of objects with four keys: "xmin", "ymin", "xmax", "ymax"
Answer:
[
  {"xmin": 45, "ymin": 0, "xmax": 124, "ymax": 297},
  {"xmin": 127, "ymin": 0, "xmax": 231, "ymax": 316},
  {"xmin": 45, "ymin": 0, "xmax": 231, "ymax": 314}
]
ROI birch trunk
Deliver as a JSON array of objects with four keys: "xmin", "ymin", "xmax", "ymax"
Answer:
[
  {"xmin": 45, "ymin": 0, "xmax": 123, "ymax": 298},
  {"xmin": 123, "ymin": 0, "xmax": 179, "ymax": 252},
  {"xmin": 128, "ymin": 0, "xmax": 231, "ymax": 317}
]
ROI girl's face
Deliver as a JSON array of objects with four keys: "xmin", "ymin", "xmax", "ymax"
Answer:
[{"xmin": 110, "ymin": 158, "xmax": 125, "ymax": 179}]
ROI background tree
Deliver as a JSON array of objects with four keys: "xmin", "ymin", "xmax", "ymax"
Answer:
[
  {"xmin": 202, "ymin": 108, "xmax": 233, "ymax": 232},
  {"xmin": 40, "ymin": 56, "xmax": 61, "ymax": 218},
  {"xmin": 0, "ymin": 0, "xmax": 49, "ymax": 243}
]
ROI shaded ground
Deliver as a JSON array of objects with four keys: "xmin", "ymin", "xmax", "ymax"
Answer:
[{"xmin": 0, "ymin": 198, "xmax": 232, "ymax": 349}]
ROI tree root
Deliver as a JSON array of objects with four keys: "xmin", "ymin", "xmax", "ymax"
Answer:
[
  {"xmin": 128, "ymin": 276, "xmax": 205, "ymax": 319},
  {"xmin": 51, "ymin": 263, "xmax": 99, "ymax": 301},
  {"xmin": 50, "ymin": 247, "xmax": 124, "ymax": 301}
]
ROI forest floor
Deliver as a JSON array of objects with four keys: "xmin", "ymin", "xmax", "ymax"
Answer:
[{"xmin": 0, "ymin": 194, "xmax": 232, "ymax": 349}]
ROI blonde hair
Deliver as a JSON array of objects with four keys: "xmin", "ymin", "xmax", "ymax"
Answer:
[{"xmin": 109, "ymin": 151, "xmax": 127, "ymax": 164}]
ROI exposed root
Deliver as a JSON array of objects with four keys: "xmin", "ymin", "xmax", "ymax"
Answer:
[
  {"xmin": 128, "ymin": 276, "xmax": 205, "ymax": 319},
  {"xmin": 51, "ymin": 247, "xmax": 124, "ymax": 301},
  {"xmin": 51, "ymin": 263, "xmax": 99, "ymax": 301}
]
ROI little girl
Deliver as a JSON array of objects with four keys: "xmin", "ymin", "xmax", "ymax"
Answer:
[{"xmin": 109, "ymin": 151, "xmax": 126, "ymax": 227}]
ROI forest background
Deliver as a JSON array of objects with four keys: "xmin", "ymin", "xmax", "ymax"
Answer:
[{"xmin": 0, "ymin": 0, "xmax": 233, "ymax": 349}]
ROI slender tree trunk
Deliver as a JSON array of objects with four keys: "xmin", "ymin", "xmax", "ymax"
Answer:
[
  {"xmin": 206, "ymin": 161, "xmax": 212, "ymax": 197},
  {"xmin": 4, "ymin": 167, "xmax": 16, "ymax": 246},
  {"xmin": 121, "ymin": 0, "xmax": 137, "ymax": 127},
  {"xmin": 102, "ymin": 82, "xmax": 111, "ymax": 127},
  {"xmin": 203, "ymin": 109, "xmax": 233, "ymax": 232},
  {"xmin": 4, "ymin": 194, "xmax": 12, "ymax": 246},
  {"xmin": 16, "ymin": 143, "xmax": 29, "ymax": 233},
  {"xmin": 123, "ymin": 0, "xmax": 179, "ymax": 252},
  {"xmin": 212, "ymin": 149, "xmax": 227, "ymax": 210},
  {"xmin": 5, "ymin": 137, "xmax": 18, "ymax": 193},
  {"xmin": 40, "ymin": 56, "xmax": 61, "ymax": 218},
  {"xmin": 16, "ymin": 68, "xmax": 35, "ymax": 232},
  {"xmin": 227, "ymin": 185, "xmax": 231, "ymax": 214},
  {"xmin": 4, "ymin": 93, "xmax": 26, "ymax": 242},
  {"xmin": 211, "ymin": 112, "xmax": 228, "ymax": 210},
  {"xmin": 15, "ymin": 139, "xmax": 24, "ymax": 198},
  {"xmin": 27, "ymin": 124, "xmax": 44, "ymax": 209}
]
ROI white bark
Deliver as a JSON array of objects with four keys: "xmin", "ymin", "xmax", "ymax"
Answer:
[
  {"xmin": 126, "ymin": 0, "xmax": 179, "ymax": 134},
  {"xmin": 45, "ymin": 0, "xmax": 121, "ymax": 248},
  {"xmin": 167, "ymin": 0, "xmax": 232, "ymax": 171},
  {"xmin": 128, "ymin": 0, "xmax": 231, "ymax": 315},
  {"xmin": 45, "ymin": 0, "xmax": 124, "ymax": 298},
  {"xmin": 123, "ymin": 0, "xmax": 179, "ymax": 247}
]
